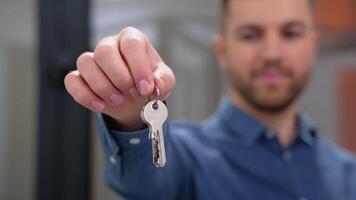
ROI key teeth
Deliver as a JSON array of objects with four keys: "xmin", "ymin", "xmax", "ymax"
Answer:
[
  {"xmin": 154, "ymin": 139, "xmax": 159, "ymax": 162},
  {"xmin": 151, "ymin": 137, "xmax": 166, "ymax": 167}
]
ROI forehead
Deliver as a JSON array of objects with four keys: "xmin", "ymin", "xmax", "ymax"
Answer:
[{"xmin": 227, "ymin": 0, "xmax": 313, "ymax": 27}]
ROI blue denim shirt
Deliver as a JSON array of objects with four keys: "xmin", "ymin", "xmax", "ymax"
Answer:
[{"xmin": 96, "ymin": 96, "xmax": 356, "ymax": 200}]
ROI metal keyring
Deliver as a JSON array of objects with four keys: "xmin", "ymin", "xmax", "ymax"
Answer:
[
  {"xmin": 154, "ymin": 85, "xmax": 160, "ymax": 101},
  {"xmin": 148, "ymin": 85, "xmax": 160, "ymax": 110},
  {"xmin": 148, "ymin": 85, "xmax": 160, "ymax": 100}
]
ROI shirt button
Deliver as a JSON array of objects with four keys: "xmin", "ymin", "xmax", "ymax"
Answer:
[
  {"xmin": 129, "ymin": 138, "xmax": 141, "ymax": 145},
  {"xmin": 109, "ymin": 156, "xmax": 117, "ymax": 165},
  {"xmin": 283, "ymin": 151, "xmax": 293, "ymax": 162},
  {"xmin": 299, "ymin": 197, "xmax": 307, "ymax": 200}
]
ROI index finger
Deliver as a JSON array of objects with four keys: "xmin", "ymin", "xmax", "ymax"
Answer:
[{"xmin": 119, "ymin": 27, "xmax": 154, "ymax": 96}]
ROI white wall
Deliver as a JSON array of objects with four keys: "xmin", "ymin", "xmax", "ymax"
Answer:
[
  {"xmin": 303, "ymin": 49, "xmax": 356, "ymax": 142},
  {"xmin": 0, "ymin": 49, "xmax": 9, "ymax": 198},
  {"xmin": 0, "ymin": 0, "xmax": 37, "ymax": 199}
]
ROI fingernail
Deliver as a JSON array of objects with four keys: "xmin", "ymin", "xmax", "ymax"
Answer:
[
  {"xmin": 91, "ymin": 100, "xmax": 105, "ymax": 112},
  {"xmin": 139, "ymin": 79, "xmax": 151, "ymax": 95},
  {"xmin": 109, "ymin": 93, "xmax": 124, "ymax": 106},
  {"xmin": 129, "ymin": 87, "xmax": 140, "ymax": 98}
]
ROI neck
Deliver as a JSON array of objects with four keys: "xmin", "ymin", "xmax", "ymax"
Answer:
[{"xmin": 228, "ymin": 89, "xmax": 299, "ymax": 147}]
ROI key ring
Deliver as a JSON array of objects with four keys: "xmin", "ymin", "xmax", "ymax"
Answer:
[{"xmin": 148, "ymin": 85, "xmax": 160, "ymax": 110}]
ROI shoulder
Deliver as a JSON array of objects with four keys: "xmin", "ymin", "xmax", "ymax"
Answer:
[
  {"xmin": 317, "ymin": 137, "xmax": 356, "ymax": 167},
  {"xmin": 316, "ymin": 137, "xmax": 356, "ymax": 199}
]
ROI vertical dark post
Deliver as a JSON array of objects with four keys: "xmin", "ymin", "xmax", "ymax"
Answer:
[{"xmin": 37, "ymin": 0, "xmax": 91, "ymax": 200}]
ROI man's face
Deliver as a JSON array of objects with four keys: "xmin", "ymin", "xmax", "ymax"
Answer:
[{"xmin": 215, "ymin": 0, "xmax": 319, "ymax": 112}]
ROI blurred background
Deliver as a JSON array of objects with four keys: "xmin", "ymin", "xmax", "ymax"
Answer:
[{"xmin": 0, "ymin": 0, "xmax": 355, "ymax": 199}]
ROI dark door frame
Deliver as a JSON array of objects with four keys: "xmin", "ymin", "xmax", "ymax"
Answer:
[{"xmin": 37, "ymin": 0, "xmax": 91, "ymax": 199}]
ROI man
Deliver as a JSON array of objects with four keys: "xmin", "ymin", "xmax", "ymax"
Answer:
[{"xmin": 64, "ymin": 0, "xmax": 356, "ymax": 199}]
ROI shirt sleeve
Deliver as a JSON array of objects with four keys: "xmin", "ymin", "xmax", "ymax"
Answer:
[{"xmin": 96, "ymin": 113, "xmax": 194, "ymax": 200}]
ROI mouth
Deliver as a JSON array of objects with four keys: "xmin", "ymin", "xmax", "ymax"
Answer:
[{"xmin": 255, "ymin": 69, "xmax": 289, "ymax": 85}]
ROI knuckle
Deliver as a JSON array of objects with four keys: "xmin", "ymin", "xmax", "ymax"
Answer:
[
  {"xmin": 64, "ymin": 71, "xmax": 77, "ymax": 89},
  {"xmin": 120, "ymin": 35, "xmax": 145, "ymax": 53},
  {"xmin": 76, "ymin": 52, "xmax": 93, "ymax": 70},
  {"xmin": 92, "ymin": 82, "xmax": 110, "ymax": 96},
  {"xmin": 113, "ymin": 76, "xmax": 132, "ymax": 90},
  {"xmin": 63, "ymin": 73, "xmax": 72, "ymax": 87},
  {"xmin": 94, "ymin": 43, "xmax": 115, "ymax": 61},
  {"xmin": 169, "ymin": 68, "xmax": 177, "ymax": 86},
  {"xmin": 121, "ymin": 26, "xmax": 140, "ymax": 35}
]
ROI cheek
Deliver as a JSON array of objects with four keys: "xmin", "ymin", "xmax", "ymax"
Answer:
[
  {"xmin": 285, "ymin": 39, "xmax": 316, "ymax": 76},
  {"xmin": 225, "ymin": 42, "xmax": 260, "ymax": 80}
]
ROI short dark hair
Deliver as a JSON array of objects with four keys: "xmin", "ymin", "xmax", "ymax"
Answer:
[{"xmin": 219, "ymin": 0, "xmax": 315, "ymax": 31}]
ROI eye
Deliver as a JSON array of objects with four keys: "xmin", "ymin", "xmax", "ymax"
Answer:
[
  {"xmin": 282, "ymin": 29, "xmax": 303, "ymax": 40},
  {"xmin": 239, "ymin": 31, "xmax": 261, "ymax": 42}
]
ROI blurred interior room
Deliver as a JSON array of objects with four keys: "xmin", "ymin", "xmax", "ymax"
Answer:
[{"xmin": 0, "ymin": 0, "xmax": 355, "ymax": 199}]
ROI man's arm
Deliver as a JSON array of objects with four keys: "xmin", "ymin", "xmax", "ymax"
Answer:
[
  {"xmin": 97, "ymin": 114, "xmax": 194, "ymax": 199},
  {"xmin": 64, "ymin": 27, "xmax": 182, "ymax": 198}
]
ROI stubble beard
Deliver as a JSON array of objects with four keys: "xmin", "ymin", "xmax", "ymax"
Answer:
[{"xmin": 230, "ymin": 65, "xmax": 311, "ymax": 114}]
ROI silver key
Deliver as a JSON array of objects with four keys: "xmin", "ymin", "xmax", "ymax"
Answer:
[{"xmin": 141, "ymin": 99, "xmax": 168, "ymax": 167}]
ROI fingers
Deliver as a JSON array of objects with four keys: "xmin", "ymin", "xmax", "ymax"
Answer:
[
  {"xmin": 64, "ymin": 71, "xmax": 106, "ymax": 112},
  {"xmin": 119, "ymin": 27, "xmax": 155, "ymax": 96},
  {"xmin": 93, "ymin": 36, "xmax": 139, "ymax": 98},
  {"xmin": 65, "ymin": 26, "xmax": 176, "ymax": 116},
  {"xmin": 77, "ymin": 52, "xmax": 125, "ymax": 106},
  {"xmin": 153, "ymin": 62, "xmax": 176, "ymax": 101},
  {"xmin": 147, "ymin": 40, "xmax": 164, "ymax": 72},
  {"xmin": 117, "ymin": 27, "xmax": 174, "ymax": 100}
]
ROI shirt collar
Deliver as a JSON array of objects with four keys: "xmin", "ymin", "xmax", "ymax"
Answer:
[
  {"xmin": 216, "ymin": 96, "xmax": 266, "ymax": 144},
  {"xmin": 297, "ymin": 111, "xmax": 318, "ymax": 147},
  {"xmin": 215, "ymin": 96, "xmax": 317, "ymax": 147}
]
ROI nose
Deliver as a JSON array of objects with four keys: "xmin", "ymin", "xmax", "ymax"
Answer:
[{"xmin": 261, "ymin": 32, "xmax": 283, "ymax": 61}]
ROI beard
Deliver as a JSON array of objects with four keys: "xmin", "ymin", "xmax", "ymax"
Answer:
[{"xmin": 230, "ymin": 62, "xmax": 311, "ymax": 113}]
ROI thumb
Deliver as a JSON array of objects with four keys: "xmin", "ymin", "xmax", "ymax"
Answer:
[{"xmin": 153, "ymin": 62, "xmax": 176, "ymax": 101}]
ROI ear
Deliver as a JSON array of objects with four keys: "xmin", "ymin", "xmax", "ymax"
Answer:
[
  {"xmin": 312, "ymin": 29, "xmax": 320, "ymax": 46},
  {"xmin": 311, "ymin": 30, "xmax": 321, "ymax": 54},
  {"xmin": 213, "ymin": 35, "xmax": 228, "ymax": 70}
]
